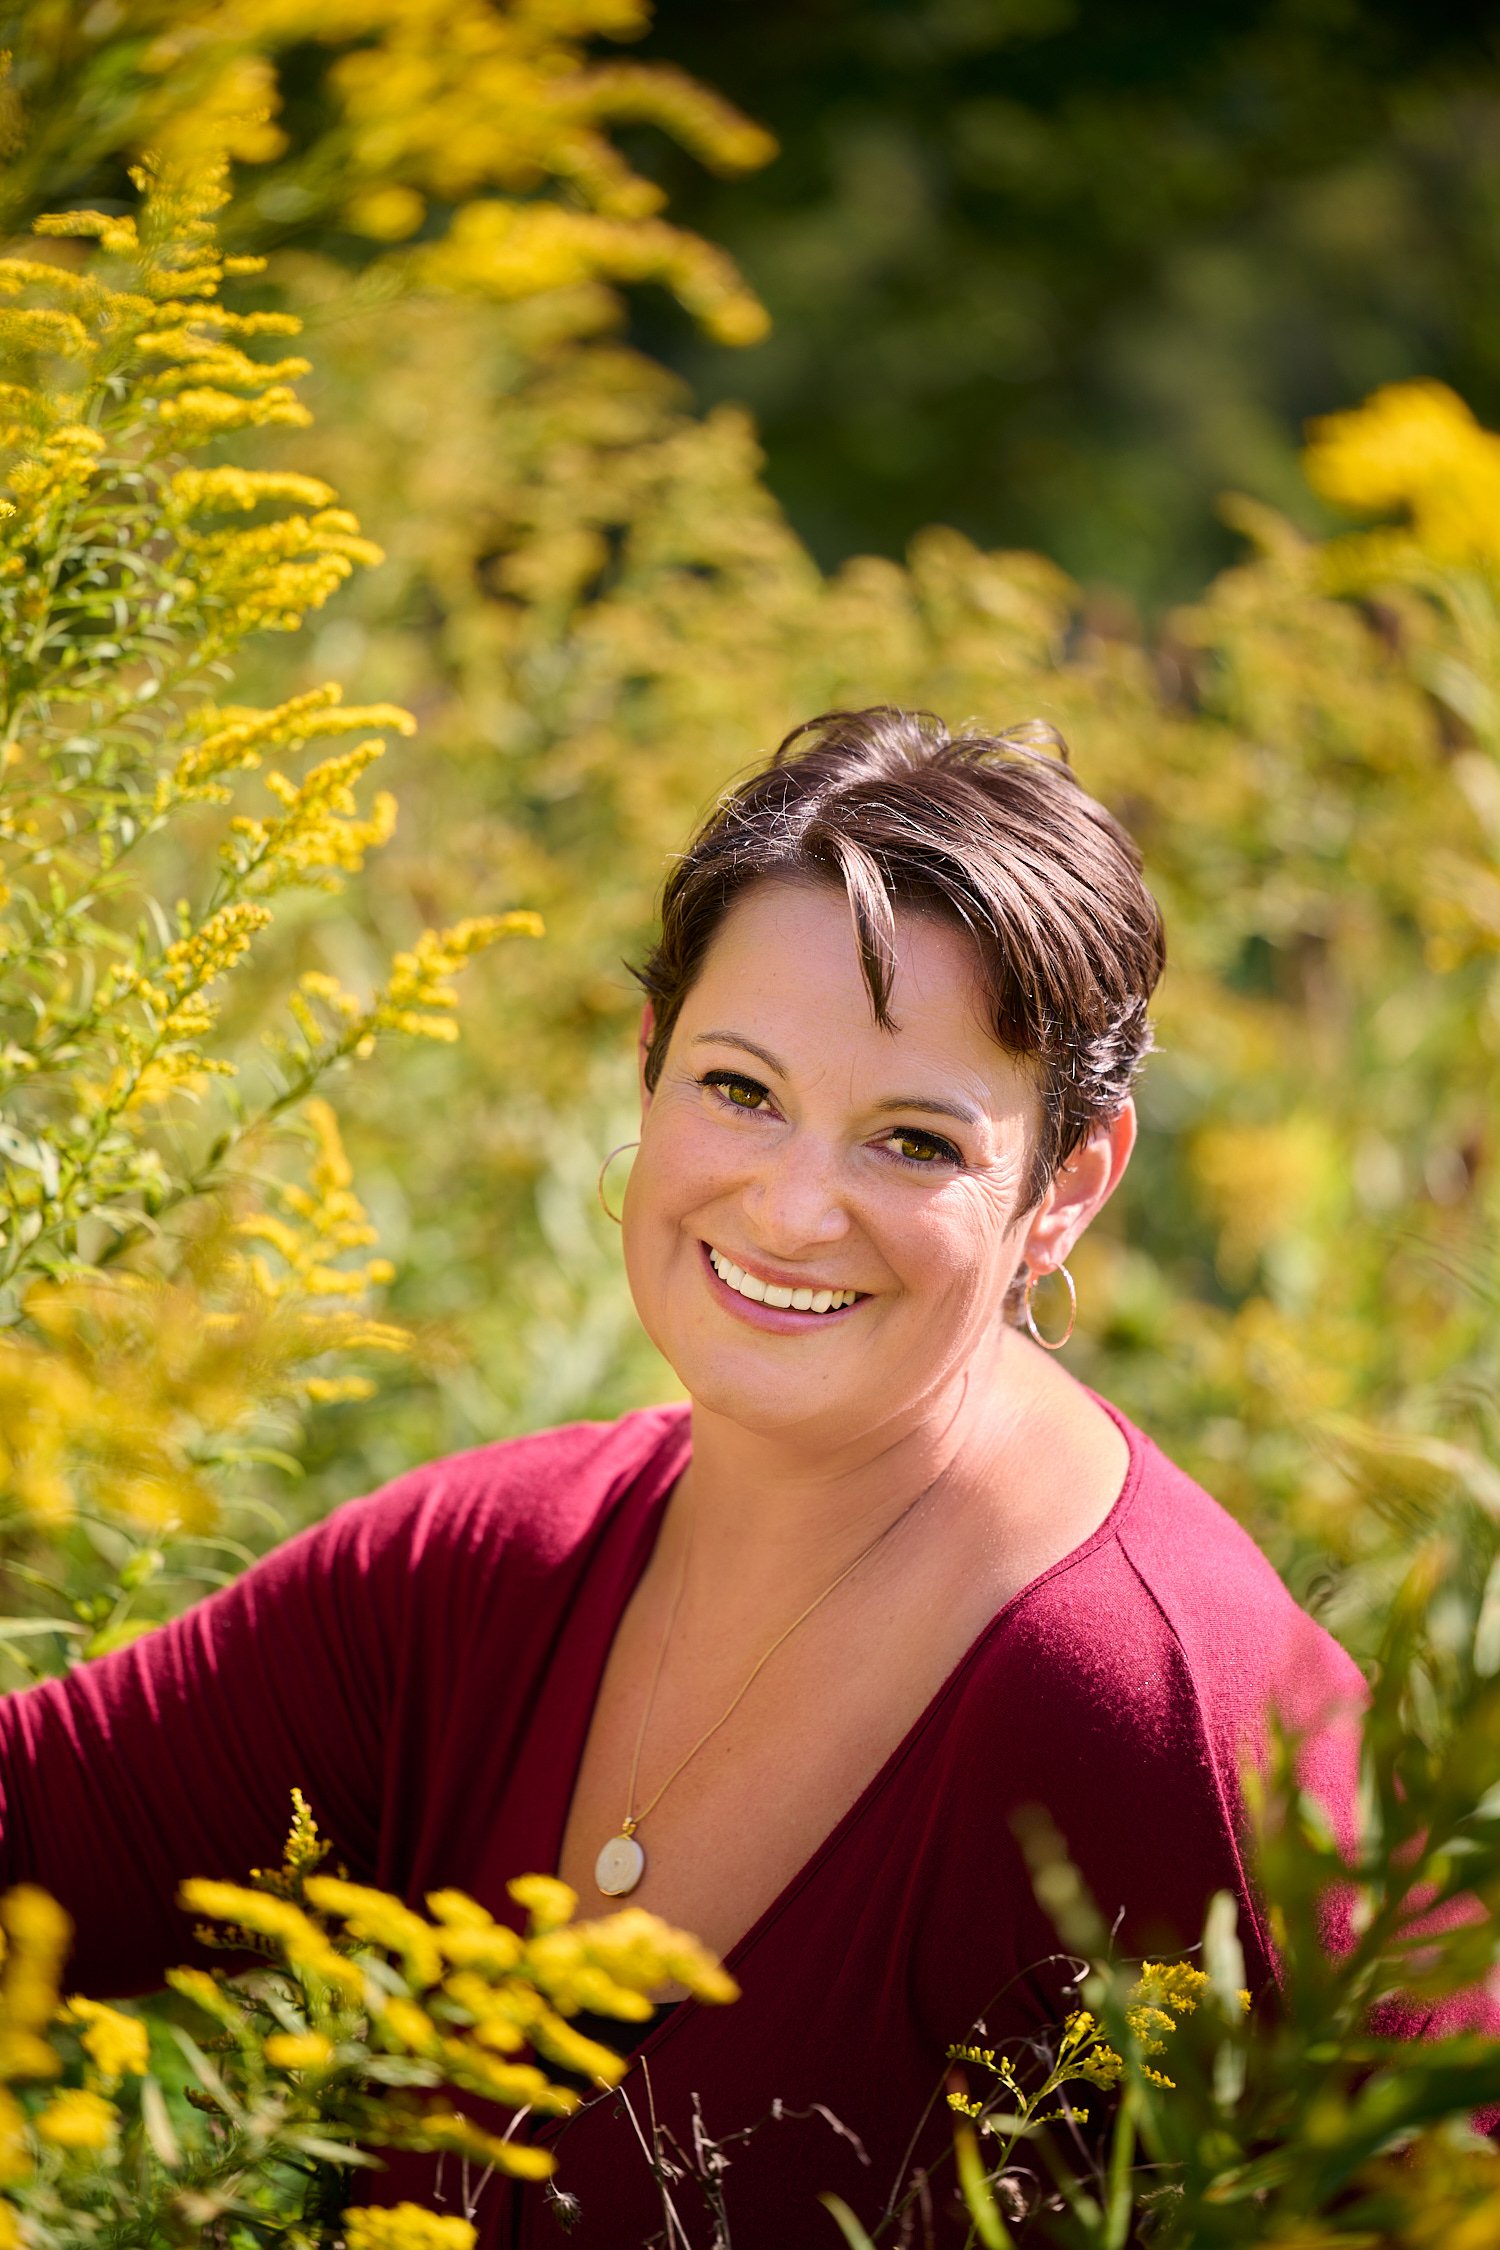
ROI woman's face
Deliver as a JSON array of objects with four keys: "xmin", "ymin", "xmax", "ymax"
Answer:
[{"xmin": 622, "ymin": 879, "xmax": 1064, "ymax": 1450}]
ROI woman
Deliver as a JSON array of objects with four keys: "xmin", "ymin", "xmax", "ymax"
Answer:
[{"xmin": 0, "ymin": 708, "xmax": 1362, "ymax": 2246}]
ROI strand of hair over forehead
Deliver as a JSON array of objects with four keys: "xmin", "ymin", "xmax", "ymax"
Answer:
[{"xmin": 741, "ymin": 707, "xmax": 1129, "ymax": 1051}]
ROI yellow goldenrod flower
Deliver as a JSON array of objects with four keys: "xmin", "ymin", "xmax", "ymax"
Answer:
[
  {"xmin": 0, "ymin": 1886, "xmax": 70, "ymax": 2064},
  {"xmin": 342, "ymin": 2203, "xmax": 477, "ymax": 2250},
  {"xmin": 35, "ymin": 2086, "xmax": 118, "ymax": 2150},
  {"xmin": 302, "ymin": 1877, "xmax": 444, "ymax": 1987},
  {"xmin": 508, "ymin": 1874, "xmax": 577, "ymax": 1935},
  {"xmin": 61, "ymin": 1997, "xmax": 149, "ymax": 2083},
  {"xmin": 262, "ymin": 2029, "xmax": 335, "ymax": 2070},
  {"xmin": 392, "ymin": 2107, "xmax": 556, "ymax": 2183},
  {"xmin": 0, "ymin": 2087, "xmax": 31, "ymax": 2187},
  {"xmin": 375, "ymin": 1995, "xmax": 439, "ymax": 2055},
  {"xmin": 178, "ymin": 1880, "xmax": 364, "ymax": 2000},
  {"xmin": 170, "ymin": 466, "xmax": 338, "ymax": 514},
  {"xmin": 164, "ymin": 1967, "xmax": 248, "ymax": 2031},
  {"xmin": 1304, "ymin": 380, "xmax": 1500, "ymax": 580}
]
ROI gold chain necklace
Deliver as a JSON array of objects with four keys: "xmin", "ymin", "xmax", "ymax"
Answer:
[{"xmin": 593, "ymin": 1477, "xmax": 936, "ymax": 1898}]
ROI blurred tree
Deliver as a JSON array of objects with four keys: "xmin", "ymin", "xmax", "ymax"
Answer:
[{"xmin": 626, "ymin": 0, "xmax": 1500, "ymax": 606}]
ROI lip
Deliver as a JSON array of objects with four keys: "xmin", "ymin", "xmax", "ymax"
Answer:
[{"xmin": 698, "ymin": 1240, "xmax": 866, "ymax": 1333}]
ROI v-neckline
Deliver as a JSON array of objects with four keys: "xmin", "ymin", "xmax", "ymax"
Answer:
[{"xmin": 541, "ymin": 1395, "xmax": 1147, "ymax": 2091}]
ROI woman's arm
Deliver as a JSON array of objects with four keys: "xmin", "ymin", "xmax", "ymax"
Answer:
[{"xmin": 0, "ymin": 1484, "xmax": 415, "ymax": 1997}]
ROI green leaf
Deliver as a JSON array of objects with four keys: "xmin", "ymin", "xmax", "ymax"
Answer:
[
  {"xmin": 955, "ymin": 2122, "xmax": 1007, "ymax": 2248},
  {"xmin": 817, "ymin": 2194, "xmax": 879, "ymax": 2250}
]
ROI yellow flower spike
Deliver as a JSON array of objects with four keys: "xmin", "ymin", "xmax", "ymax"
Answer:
[
  {"xmin": 61, "ymin": 1997, "xmax": 150, "ymax": 2083},
  {"xmin": 155, "ymin": 901, "xmax": 273, "ymax": 1000},
  {"xmin": 280, "ymin": 1786, "xmax": 331, "ymax": 1881},
  {"xmin": 1303, "ymin": 380, "xmax": 1500, "ymax": 579},
  {"xmin": 426, "ymin": 1889, "xmax": 497, "ymax": 1932},
  {"xmin": 0, "ymin": 2087, "xmax": 32, "ymax": 2186},
  {"xmin": 515, "ymin": 2009, "xmax": 625, "ymax": 2091},
  {"xmin": 508, "ymin": 1874, "xmax": 576, "ymax": 1934},
  {"xmin": 0, "ymin": 1886, "xmax": 71, "ymax": 2047},
  {"xmin": 300, "ymin": 1373, "xmax": 377, "ymax": 1403},
  {"xmin": 375, "ymin": 1995, "xmax": 438, "ymax": 2054},
  {"xmin": 393, "ymin": 2108, "xmax": 557, "ymax": 2182},
  {"xmin": 177, "ymin": 1880, "xmax": 364, "ymax": 2000},
  {"xmin": 165, "ymin": 1966, "xmax": 250, "ymax": 2031},
  {"xmin": 1130, "ymin": 1961, "xmax": 1210, "ymax": 2018},
  {"xmin": 343, "ymin": 2209, "xmax": 477, "ymax": 2250},
  {"xmin": 439, "ymin": 1932, "xmax": 527, "ymax": 1976},
  {"xmin": 170, "ymin": 467, "xmax": 338, "ymax": 514},
  {"xmin": 446, "ymin": 2001, "xmax": 527, "ymax": 2056},
  {"xmin": 33, "ymin": 209, "xmax": 140, "ymax": 253},
  {"xmin": 262, "ymin": 2029, "xmax": 335, "ymax": 2070},
  {"xmin": 35, "ymin": 2086, "xmax": 118, "ymax": 2151},
  {"xmin": 436, "ymin": 2031, "xmax": 588, "ymax": 2106},
  {"xmin": 1, "ymin": 1886, "xmax": 71, "ymax": 1984},
  {"xmin": 301, "ymin": 1876, "xmax": 444, "ymax": 1987}
]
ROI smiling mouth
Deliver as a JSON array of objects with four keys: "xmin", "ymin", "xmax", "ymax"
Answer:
[{"xmin": 705, "ymin": 1243, "xmax": 864, "ymax": 1315}]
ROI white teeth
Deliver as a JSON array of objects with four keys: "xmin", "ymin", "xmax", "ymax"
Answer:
[{"xmin": 707, "ymin": 1247, "xmax": 857, "ymax": 1315}]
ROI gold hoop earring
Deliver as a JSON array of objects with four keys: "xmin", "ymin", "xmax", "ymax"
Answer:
[
  {"xmin": 1023, "ymin": 1262, "xmax": 1077, "ymax": 1351},
  {"xmin": 596, "ymin": 1140, "xmax": 639, "ymax": 1225}
]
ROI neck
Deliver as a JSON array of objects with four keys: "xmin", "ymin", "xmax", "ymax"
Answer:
[{"xmin": 669, "ymin": 1325, "xmax": 1034, "ymax": 1598}]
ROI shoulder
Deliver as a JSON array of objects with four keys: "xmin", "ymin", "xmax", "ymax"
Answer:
[
  {"xmin": 266, "ymin": 1401, "xmax": 691, "ymax": 1590},
  {"xmin": 929, "ymin": 1409, "xmax": 1364, "ymax": 1974},
  {"xmin": 993, "ymin": 1400, "xmax": 1364, "ymax": 1792}
]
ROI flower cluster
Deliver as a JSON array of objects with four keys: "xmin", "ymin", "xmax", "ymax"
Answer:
[
  {"xmin": 5, "ymin": 0, "xmax": 776, "ymax": 353},
  {"xmin": 0, "ymin": 157, "xmax": 536, "ymax": 1653},
  {"xmin": 0, "ymin": 1884, "xmax": 150, "ymax": 2227},
  {"xmin": 0, "ymin": 1794, "xmax": 737, "ymax": 2240},
  {"xmin": 1303, "ymin": 379, "xmax": 1500, "ymax": 583},
  {"xmin": 177, "ymin": 1848, "xmax": 738, "ymax": 2176}
]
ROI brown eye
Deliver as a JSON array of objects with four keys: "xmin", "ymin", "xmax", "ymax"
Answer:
[
  {"xmin": 887, "ymin": 1128, "xmax": 962, "ymax": 1168},
  {"xmin": 702, "ymin": 1070, "xmax": 770, "ymax": 1111}
]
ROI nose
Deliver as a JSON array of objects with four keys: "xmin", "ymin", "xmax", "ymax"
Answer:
[{"xmin": 738, "ymin": 1130, "xmax": 852, "ymax": 1254}]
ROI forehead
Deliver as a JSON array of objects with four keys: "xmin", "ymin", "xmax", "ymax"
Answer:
[{"xmin": 680, "ymin": 879, "xmax": 1033, "ymax": 1108}]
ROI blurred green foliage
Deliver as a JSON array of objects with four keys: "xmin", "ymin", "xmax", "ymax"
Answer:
[{"xmin": 630, "ymin": 0, "xmax": 1500, "ymax": 606}]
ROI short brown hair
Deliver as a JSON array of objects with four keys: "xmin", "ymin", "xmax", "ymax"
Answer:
[{"xmin": 634, "ymin": 707, "xmax": 1165, "ymax": 1208}]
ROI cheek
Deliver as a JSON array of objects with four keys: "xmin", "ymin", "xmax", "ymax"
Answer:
[
  {"xmin": 639, "ymin": 1103, "xmax": 738, "ymax": 1199},
  {"xmin": 905, "ymin": 1182, "xmax": 1022, "ymax": 1305},
  {"xmin": 628, "ymin": 1106, "xmax": 742, "ymax": 1253}
]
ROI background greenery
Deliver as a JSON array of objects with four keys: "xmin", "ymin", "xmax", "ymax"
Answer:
[{"xmin": 630, "ymin": 0, "xmax": 1500, "ymax": 607}]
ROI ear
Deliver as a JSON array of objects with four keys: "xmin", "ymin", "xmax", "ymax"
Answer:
[
  {"xmin": 637, "ymin": 1000, "xmax": 656, "ymax": 1118},
  {"xmin": 1021, "ymin": 1099, "xmax": 1137, "ymax": 1275}
]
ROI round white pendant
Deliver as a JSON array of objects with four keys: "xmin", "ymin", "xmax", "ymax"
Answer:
[{"xmin": 595, "ymin": 1832, "xmax": 646, "ymax": 1897}]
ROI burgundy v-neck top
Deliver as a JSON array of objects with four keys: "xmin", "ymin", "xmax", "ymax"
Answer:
[{"xmin": 0, "ymin": 1401, "xmax": 1365, "ymax": 2246}]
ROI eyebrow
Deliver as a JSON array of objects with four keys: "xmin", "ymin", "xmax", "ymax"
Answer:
[{"xmin": 689, "ymin": 1030, "xmax": 985, "ymax": 1128}]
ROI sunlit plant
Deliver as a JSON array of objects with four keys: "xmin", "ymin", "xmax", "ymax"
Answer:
[
  {"xmin": 0, "ymin": 156, "xmax": 540, "ymax": 1673},
  {"xmin": 0, "ymin": 1793, "xmax": 736, "ymax": 2244}
]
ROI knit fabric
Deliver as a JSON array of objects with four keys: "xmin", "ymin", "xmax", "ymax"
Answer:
[{"xmin": 0, "ymin": 1399, "xmax": 1365, "ymax": 2245}]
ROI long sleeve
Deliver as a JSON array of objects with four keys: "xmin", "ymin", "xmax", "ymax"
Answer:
[
  {"xmin": 0, "ymin": 1482, "xmax": 415, "ymax": 1997},
  {"xmin": 0, "ymin": 1407, "xmax": 687, "ymax": 2008}
]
